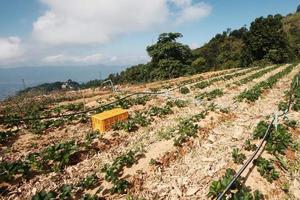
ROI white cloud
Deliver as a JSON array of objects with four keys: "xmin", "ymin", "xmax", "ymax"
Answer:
[
  {"xmin": 43, "ymin": 53, "xmax": 104, "ymax": 64},
  {"xmin": 0, "ymin": 37, "xmax": 23, "ymax": 61},
  {"xmin": 175, "ymin": 2, "xmax": 212, "ymax": 25},
  {"xmin": 33, "ymin": 0, "xmax": 211, "ymax": 45},
  {"xmin": 43, "ymin": 52, "xmax": 150, "ymax": 66}
]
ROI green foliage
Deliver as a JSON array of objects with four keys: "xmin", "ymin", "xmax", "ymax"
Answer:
[
  {"xmin": 0, "ymin": 161, "xmax": 30, "ymax": 182},
  {"xmin": 244, "ymin": 139, "xmax": 257, "ymax": 151},
  {"xmin": 195, "ymin": 89, "xmax": 224, "ymax": 101},
  {"xmin": 102, "ymin": 149, "xmax": 140, "ymax": 194},
  {"xmin": 232, "ymin": 148, "xmax": 246, "ymax": 164},
  {"xmin": 32, "ymin": 184, "xmax": 73, "ymax": 200},
  {"xmin": 146, "ymin": 33, "xmax": 192, "ymax": 66},
  {"xmin": 265, "ymin": 125, "xmax": 292, "ymax": 155},
  {"xmin": 278, "ymin": 101, "xmax": 288, "ymax": 111},
  {"xmin": 81, "ymin": 194, "xmax": 100, "ymax": 200},
  {"xmin": 254, "ymin": 157, "xmax": 279, "ymax": 183},
  {"xmin": 208, "ymin": 168, "xmax": 264, "ymax": 199},
  {"xmin": 238, "ymin": 64, "xmax": 295, "ymax": 102},
  {"xmin": 179, "ymin": 86, "xmax": 190, "ymax": 94},
  {"xmin": 253, "ymin": 121, "xmax": 270, "ymax": 139},
  {"xmin": 193, "ymin": 29, "xmax": 244, "ymax": 71},
  {"xmin": 241, "ymin": 15, "xmax": 294, "ymax": 66},
  {"xmin": 174, "ymin": 120, "xmax": 198, "ymax": 146},
  {"xmin": 148, "ymin": 105, "xmax": 173, "ymax": 117},
  {"xmin": 166, "ymin": 99, "xmax": 188, "ymax": 108},
  {"xmin": 0, "ymin": 130, "xmax": 19, "ymax": 144},
  {"xmin": 284, "ymin": 119, "xmax": 297, "ymax": 128},
  {"xmin": 77, "ymin": 174, "xmax": 98, "ymax": 189},
  {"xmin": 235, "ymin": 65, "xmax": 280, "ymax": 86},
  {"xmin": 32, "ymin": 190, "xmax": 57, "ymax": 200}
]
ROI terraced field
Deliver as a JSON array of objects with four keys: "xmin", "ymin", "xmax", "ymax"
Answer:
[{"xmin": 1, "ymin": 64, "xmax": 300, "ymax": 200}]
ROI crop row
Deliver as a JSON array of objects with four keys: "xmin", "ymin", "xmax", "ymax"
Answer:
[
  {"xmin": 0, "ymin": 131, "xmax": 99, "ymax": 183},
  {"xmin": 2, "ymin": 95, "xmax": 153, "ymax": 136},
  {"xmin": 32, "ymin": 174, "xmax": 101, "ymax": 200},
  {"xmin": 233, "ymin": 64, "xmax": 281, "ymax": 86},
  {"xmin": 195, "ymin": 89, "xmax": 224, "ymax": 101},
  {"xmin": 192, "ymin": 66, "xmax": 260, "ymax": 90},
  {"xmin": 237, "ymin": 64, "xmax": 297, "ymax": 102}
]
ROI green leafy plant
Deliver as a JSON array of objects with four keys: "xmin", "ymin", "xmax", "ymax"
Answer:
[
  {"xmin": 195, "ymin": 89, "xmax": 224, "ymax": 101},
  {"xmin": 254, "ymin": 157, "xmax": 279, "ymax": 183},
  {"xmin": 265, "ymin": 125, "xmax": 292, "ymax": 155},
  {"xmin": 237, "ymin": 64, "xmax": 296, "ymax": 102},
  {"xmin": 253, "ymin": 121, "xmax": 270, "ymax": 139},
  {"xmin": 174, "ymin": 120, "xmax": 198, "ymax": 146},
  {"xmin": 208, "ymin": 168, "xmax": 263, "ymax": 199},
  {"xmin": 244, "ymin": 139, "xmax": 257, "ymax": 151},
  {"xmin": 77, "ymin": 174, "xmax": 99, "ymax": 189},
  {"xmin": 232, "ymin": 148, "xmax": 246, "ymax": 164},
  {"xmin": 179, "ymin": 86, "xmax": 190, "ymax": 94}
]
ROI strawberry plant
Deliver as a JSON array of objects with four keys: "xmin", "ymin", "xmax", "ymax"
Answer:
[
  {"xmin": 208, "ymin": 168, "xmax": 264, "ymax": 199},
  {"xmin": 102, "ymin": 149, "xmax": 142, "ymax": 194},
  {"xmin": 253, "ymin": 121, "xmax": 270, "ymax": 139},
  {"xmin": 77, "ymin": 174, "xmax": 99, "ymax": 189},
  {"xmin": 278, "ymin": 101, "xmax": 288, "ymax": 111},
  {"xmin": 254, "ymin": 157, "xmax": 279, "ymax": 183},
  {"xmin": 0, "ymin": 130, "xmax": 19, "ymax": 144},
  {"xmin": 32, "ymin": 184, "xmax": 73, "ymax": 200},
  {"xmin": 195, "ymin": 89, "xmax": 224, "ymax": 101},
  {"xmin": 174, "ymin": 120, "xmax": 198, "ymax": 146},
  {"xmin": 166, "ymin": 99, "xmax": 188, "ymax": 108},
  {"xmin": 0, "ymin": 161, "xmax": 30, "ymax": 182},
  {"xmin": 244, "ymin": 139, "xmax": 257, "ymax": 151},
  {"xmin": 265, "ymin": 124, "xmax": 291, "ymax": 155},
  {"xmin": 237, "ymin": 64, "xmax": 296, "ymax": 102},
  {"xmin": 232, "ymin": 148, "xmax": 246, "ymax": 164},
  {"xmin": 179, "ymin": 86, "xmax": 190, "ymax": 94},
  {"xmin": 147, "ymin": 105, "xmax": 173, "ymax": 117},
  {"xmin": 235, "ymin": 65, "xmax": 280, "ymax": 86}
]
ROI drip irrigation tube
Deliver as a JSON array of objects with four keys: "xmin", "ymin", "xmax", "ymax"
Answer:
[
  {"xmin": 217, "ymin": 73, "xmax": 299, "ymax": 200},
  {"xmin": 1, "ymin": 68, "xmax": 244, "ymax": 123}
]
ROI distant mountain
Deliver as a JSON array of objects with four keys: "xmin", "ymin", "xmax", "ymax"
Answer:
[{"xmin": 0, "ymin": 65, "xmax": 124, "ymax": 100}]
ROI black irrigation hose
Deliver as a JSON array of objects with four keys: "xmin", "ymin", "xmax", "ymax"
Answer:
[
  {"xmin": 217, "ymin": 73, "xmax": 299, "ymax": 200},
  {"xmin": 1, "ymin": 68, "xmax": 243, "ymax": 123},
  {"xmin": 0, "ymin": 91, "xmax": 165, "ymax": 123}
]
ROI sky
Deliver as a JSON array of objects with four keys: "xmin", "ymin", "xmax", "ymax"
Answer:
[{"xmin": 0, "ymin": 0, "xmax": 299, "ymax": 69}]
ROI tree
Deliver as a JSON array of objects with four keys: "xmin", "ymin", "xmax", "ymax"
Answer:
[
  {"xmin": 146, "ymin": 32, "xmax": 192, "ymax": 66},
  {"xmin": 297, "ymin": 5, "xmax": 300, "ymax": 12},
  {"xmin": 241, "ymin": 15, "xmax": 294, "ymax": 66}
]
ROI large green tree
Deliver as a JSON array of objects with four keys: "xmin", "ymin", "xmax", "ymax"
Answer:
[
  {"xmin": 146, "ymin": 32, "xmax": 192, "ymax": 79},
  {"xmin": 146, "ymin": 33, "xmax": 192, "ymax": 65},
  {"xmin": 241, "ymin": 14, "xmax": 294, "ymax": 66}
]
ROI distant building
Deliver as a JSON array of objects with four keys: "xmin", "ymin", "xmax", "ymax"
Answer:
[{"xmin": 61, "ymin": 79, "xmax": 80, "ymax": 90}]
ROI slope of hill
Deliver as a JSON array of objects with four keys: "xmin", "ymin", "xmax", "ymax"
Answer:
[{"xmin": 1, "ymin": 63, "xmax": 300, "ymax": 199}]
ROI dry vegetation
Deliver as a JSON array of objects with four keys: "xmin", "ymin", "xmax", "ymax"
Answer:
[{"xmin": 1, "ymin": 64, "xmax": 300, "ymax": 200}]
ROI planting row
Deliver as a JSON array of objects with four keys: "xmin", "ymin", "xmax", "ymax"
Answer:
[
  {"xmin": 192, "ymin": 66, "xmax": 261, "ymax": 90},
  {"xmin": 237, "ymin": 64, "xmax": 297, "ymax": 102},
  {"xmin": 233, "ymin": 64, "xmax": 281, "ymax": 86}
]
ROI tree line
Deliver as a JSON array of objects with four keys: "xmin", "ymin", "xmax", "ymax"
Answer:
[{"xmin": 107, "ymin": 11, "xmax": 300, "ymax": 85}]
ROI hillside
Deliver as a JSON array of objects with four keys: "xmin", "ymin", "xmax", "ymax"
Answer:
[
  {"xmin": 1, "ymin": 63, "xmax": 300, "ymax": 199},
  {"xmin": 1, "ymin": 6, "xmax": 300, "ymax": 200}
]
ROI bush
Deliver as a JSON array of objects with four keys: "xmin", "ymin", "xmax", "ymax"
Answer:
[{"xmin": 179, "ymin": 86, "xmax": 190, "ymax": 94}]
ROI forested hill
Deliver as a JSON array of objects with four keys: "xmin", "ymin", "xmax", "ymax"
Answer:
[{"xmin": 107, "ymin": 10, "xmax": 300, "ymax": 85}]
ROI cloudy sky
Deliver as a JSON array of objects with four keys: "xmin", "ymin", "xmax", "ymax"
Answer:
[{"xmin": 0, "ymin": 0, "xmax": 298, "ymax": 68}]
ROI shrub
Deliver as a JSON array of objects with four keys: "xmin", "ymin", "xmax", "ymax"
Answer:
[{"xmin": 179, "ymin": 86, "xmax": 190, "ymax": 94}]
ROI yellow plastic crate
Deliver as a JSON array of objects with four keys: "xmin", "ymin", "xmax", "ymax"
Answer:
[{"xmin": 91, "ymin": 108, "xmax": 128, "ymax": 133}]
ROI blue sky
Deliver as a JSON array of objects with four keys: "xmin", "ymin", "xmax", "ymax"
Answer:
[{"xmin": 0, "ymin": 0, "xmax": 299, "ymax": 68}]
